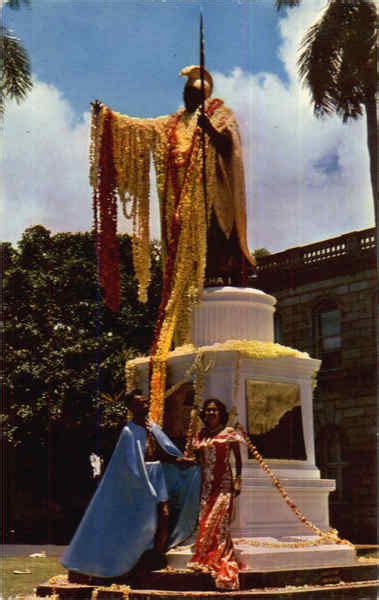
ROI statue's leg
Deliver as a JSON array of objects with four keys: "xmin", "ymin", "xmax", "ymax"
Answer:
[{"xmin": 205, "ymin": 211, "xmax": 252, "ymax": 286}]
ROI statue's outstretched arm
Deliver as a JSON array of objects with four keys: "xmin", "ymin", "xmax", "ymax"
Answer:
[
  {"xmin": 89, "ymin": 99, "xmax": 169, "ymax": 306},
  {"xmin": 90, "ymin": 99, "xmax": 168, "ymax": 134}
]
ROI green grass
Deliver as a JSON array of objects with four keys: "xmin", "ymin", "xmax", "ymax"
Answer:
[{"xmin": 0, "ymin": 556, "xmax": 66, "ymax": 599}]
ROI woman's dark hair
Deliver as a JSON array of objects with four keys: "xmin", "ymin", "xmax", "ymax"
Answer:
[
  {"xmin": 200, "ymin": 398, "xmax": 228, "ymax": 426},
  {"xmin": 124, "ymin": 388, "xmax": 143, "ymax": 408}
]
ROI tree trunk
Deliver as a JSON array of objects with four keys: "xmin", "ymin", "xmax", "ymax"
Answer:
[
  {"xmin": 364, "ymin": 92, "xmax": 378, "ymax": 407},
  {"xmin": 364, "ymin": 93, "xmax": 378, "ymax": 230}
]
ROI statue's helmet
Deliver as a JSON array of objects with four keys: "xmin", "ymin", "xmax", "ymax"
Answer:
[{"xmin": 180, "ymin": 65, "xmax": 213, "ymax": 99}]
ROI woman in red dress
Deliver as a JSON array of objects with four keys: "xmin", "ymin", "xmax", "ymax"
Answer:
[{"xmin": 188, "ymin": 398, "xmax": 245, "ymax": 590}]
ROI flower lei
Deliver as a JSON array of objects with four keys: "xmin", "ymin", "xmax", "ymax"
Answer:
[
  {"xmin": 91, "ymin": 584, "xmax": 130, "ymax": 599},
  {"xmin": 184, "ymin": 353, "xmax": 214, "ymax": 457},
  {"xmin": 90, "ymin": 106, "xmax": 156, "ymax": 307},
  {"xmin": 235, "ymin": 424, "xmax": 353, "ymax": 549},
  {"xmin": 90, "ymin": 108, "xmax": 120, "ymax": 311},
  {"xmin": 148, "ymin": 99, "xmax": 223, "ymax": 424},
  {"xmin": 90, "ymin": 99, "xmax": 247, "ymax": 424},
  {"xmin": 124, "ymin": 339, "xmax": 350, "ymax": 550},
  {"xmin": 125, "ymin": 338, "xmax": 313, "ymax": 397}
]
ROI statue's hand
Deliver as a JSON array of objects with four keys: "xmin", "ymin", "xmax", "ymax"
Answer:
[
  {"xmin": 198, "ymin": 113, "xmax": 213, "ymax": 134},
  {"xmin": 199, "ymin": 113, "xmax": 232, "ymax": 157},
  {"xmin": 91, "ymin": 99, "xmax": 104, "ymax": 114}
]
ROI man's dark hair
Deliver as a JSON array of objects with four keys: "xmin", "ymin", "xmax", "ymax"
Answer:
[{"xmin": 124, "ymin": 388, "xmax": 143, "ymax": 408}]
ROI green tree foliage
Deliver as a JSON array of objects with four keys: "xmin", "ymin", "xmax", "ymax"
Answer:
[
  {"xmin": 2, "ymin": 225, "xmax": 162, "ymax": 446},
  {"xmin": 253, "ymin": 247, "xmax": 271, "ymax": 259}
]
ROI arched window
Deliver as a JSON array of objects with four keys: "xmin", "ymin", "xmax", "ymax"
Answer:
[{"xmin": 314, "ymin": 301, "xmax": 341, "ymax": 369}]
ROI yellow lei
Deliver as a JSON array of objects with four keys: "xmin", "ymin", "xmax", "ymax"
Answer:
[{"xmin": 90, "ymin": 100, "xmax": 251, "ymax": 425}]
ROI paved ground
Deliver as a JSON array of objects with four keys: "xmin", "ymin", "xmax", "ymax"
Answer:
[{"xmin": 1, "ymin": 545, "xmax": 67, "ymax": 558}]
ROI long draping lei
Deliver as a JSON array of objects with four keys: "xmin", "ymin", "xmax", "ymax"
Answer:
[
  {"xmin": 90, "ymin": 109, "xmax": 120, "ymax": 311},
  {"xmin": 235, "ymin": 424, "xmax": 353, "ymax": 549},
  {"xmin": 90, "ymin": 106, "xmax": 156, "ymax": 309},
  {"xmin": 90, "ymin": 99, "xmax": 230, "ymax": 425}
]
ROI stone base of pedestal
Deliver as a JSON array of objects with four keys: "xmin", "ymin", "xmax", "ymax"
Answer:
[
  {"xmin": 40, "ymin": 558, "xmax": 379, "ymax": 598},
  {"xmin": 167, "ymin": 537, "xmax": 357, "ymax": 572},
  {"xmin": 231, "ymin": 468, "xmax": 335, "ymax": 538}
]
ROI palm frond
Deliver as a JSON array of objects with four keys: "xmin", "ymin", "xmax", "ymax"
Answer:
[
  {"xmin": 1, "ymin": 26, "xmax": 33, "ymax": 104},
  {"xmin": 298, "ymin": 0, "xmax": 377, "ymax": 121},
  {"xmin": 6, "ymin": 0, "xmax": 31, "ymax": 10},
  {"xmin": 276, "ymin": 0, "xmax": 302, "ymax": 10}
]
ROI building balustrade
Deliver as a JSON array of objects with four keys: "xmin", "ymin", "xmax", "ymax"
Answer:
[{"xmin": 256, "ymin": 228, "xmax": 376, "ymax": 274}]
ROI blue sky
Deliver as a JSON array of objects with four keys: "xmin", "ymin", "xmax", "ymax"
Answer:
[
  {"xmin": 2, "ymin": 0, "xmax": 374, "ymax": 252},
  {"xmin": 4, "ymin": 0, "xmax": 286, "ymax": 116}
]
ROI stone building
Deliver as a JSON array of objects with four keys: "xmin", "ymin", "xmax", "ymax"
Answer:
[{"xmin": 256, "ymin": 227, "xmax": 377, "ymax": 543}]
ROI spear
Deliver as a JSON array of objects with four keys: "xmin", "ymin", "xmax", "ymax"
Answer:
[{"xmin": 199, "ymin": 12, "xmax": 208, "ymax": 224}]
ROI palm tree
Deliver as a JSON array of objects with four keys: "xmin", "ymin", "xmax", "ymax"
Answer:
[
  {"xmin": 277, "ymin": 0, "xmax": 378, "ymax": 381},
  {"xmin": 1, "ymin": 0, "xmax": 33, "ymax": 116},
  {"xmin": 276, "ymin": 0, "xmax": 377, "ymax": 223}
]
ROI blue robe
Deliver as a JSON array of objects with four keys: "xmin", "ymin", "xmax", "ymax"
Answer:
[{"xmin": 61, "ymin": 421, "xmax": 200, "ymax": 577}]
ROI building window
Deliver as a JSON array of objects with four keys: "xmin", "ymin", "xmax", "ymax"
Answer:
[
  {"xmin": 274, "ymin": 313, "xmax": 283, "ymax": 344},
  {"xmin": 319, "ymin": 308, "xmax": 341, "ymax": 351},
  {"xmin": 317, "ymin": 425, "xmax": 347, "ymax": 502},
  {"xmin": 314, "ymin": 304, "xmax": 341, "ymax": 368}
]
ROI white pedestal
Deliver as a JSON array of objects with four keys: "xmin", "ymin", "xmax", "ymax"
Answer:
[
  {"xmin": 129, "ymin": 286, "xmax": 358, "ymax": 569},
  {"xmin": 232, "ymin": 466, "xmax": 334, "ymax": 538},
  {"xmin": 191, "ymin": 286, "xmax": 276, "ymax": 345}
]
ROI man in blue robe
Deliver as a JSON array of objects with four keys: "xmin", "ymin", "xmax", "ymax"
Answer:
[{"xmin": 61, "ymin": 389, "xmax": 200, "ymax": 577}]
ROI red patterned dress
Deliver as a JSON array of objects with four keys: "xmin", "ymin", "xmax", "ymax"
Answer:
[{"xmin": 188, "ymin": 427, "xmax": 245, "ymax": 590}]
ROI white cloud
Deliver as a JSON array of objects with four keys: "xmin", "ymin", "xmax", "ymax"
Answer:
[
  {"xmin": 213, "ymin": 0, "xmax": 374, "ymax": 252},
  {"xmin": 1, "ymin": 80, "xmax": 91, "ymax": 242},
  {"xmin": 0, "ymin": 78, "xmax": 161, "ymax": 244},
  {"xmin": 1, "ymin": 0, "xmax": 375, "ymax": 253},
  {"xmin": 278, "ymin": 0, "xmax": 328, "ymax": 85}
]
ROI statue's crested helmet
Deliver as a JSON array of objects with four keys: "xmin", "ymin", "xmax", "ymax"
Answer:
[{"xmin": 180, "ymin": 65, "xmax": 213, "ymax": 99}]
